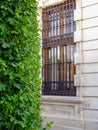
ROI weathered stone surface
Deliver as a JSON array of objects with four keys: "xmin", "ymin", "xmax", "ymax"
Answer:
[{"xmin": 40, "ymin": 0, "xmax": 98, "ymax": 130}]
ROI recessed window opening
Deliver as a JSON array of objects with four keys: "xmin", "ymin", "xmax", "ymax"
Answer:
[{"xmin": 42, "ymin": 0, "xmax": 76, "ymax": 96}]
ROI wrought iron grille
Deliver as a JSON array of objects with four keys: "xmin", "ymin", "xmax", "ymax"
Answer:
[{"xmin": 42, "ymin": 0, "xmax": 76, "ymax": 96}]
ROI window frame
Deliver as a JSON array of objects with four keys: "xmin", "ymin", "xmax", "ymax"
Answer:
[{"xmin": 42, "ymin": 0, "xmax": 76, "ymax": 96}]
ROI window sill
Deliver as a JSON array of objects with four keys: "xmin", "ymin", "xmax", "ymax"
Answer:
[{"xmin": 41, "ymin": 96, "xmax": 83, "ymax": 104}]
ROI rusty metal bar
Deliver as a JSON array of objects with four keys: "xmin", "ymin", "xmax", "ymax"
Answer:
[{"xmin": 42, "ymin": 0, "xmax": 76, "ymax": 96}]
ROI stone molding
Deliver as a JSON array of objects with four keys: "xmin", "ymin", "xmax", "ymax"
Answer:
[{"xmin": 41, "ymin": 96, "xmax": 83, "ymax": 104}]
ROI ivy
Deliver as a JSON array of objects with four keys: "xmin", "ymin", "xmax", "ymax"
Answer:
[{"xmin": 0, "ymin": 0, "xmax": 42, "ymax": 129}]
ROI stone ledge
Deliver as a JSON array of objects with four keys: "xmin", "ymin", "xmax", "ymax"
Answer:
[{"xmin": 41, "ymin": 96, "xmax": 83, "ymax": 104}]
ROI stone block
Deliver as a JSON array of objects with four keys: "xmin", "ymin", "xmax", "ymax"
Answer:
[
  {"xmin": 74, "ymin": 9, "xmax": 82, "ymax": 21},
  {"xmin": 82, "ymin": 4, "xmax": 98, "ymax": 19},
  {"xmin": 74, "ymin": 31, "xmax": 81, "ymax": 42},
  {"xmin": 42, "ymin": 116, "xmax": 83, "ymax": 129},
  {"xmin": 83, "ymin": 50, "xmax": 98, "ymax": 63},
  {"xmin": 84, "ymin": 120, "xmax": 98, "ymax": 130},
  {"xmin": 84, "ymin": 98, "xmax": 98, "ymax": 110},
  {"xmin": 82, "ymin": 40, "xmax": 98, "ymax": 51},
  {"xmin": 41, "ymin": 103, "xmax": 75, "ymax": 118},
  {"xmin": 84, "ymin": 110, "xmax": 98, "ymax": 120},
  {"xmin": 82, "ymin": 63, "xmax": 98, "ymax": 73},
  {"xmin": 82, "ymin": 17, "xmax": 98, "ymax": 29},
  {"xmin": 82, "ymin": 0, "xmax": 98, "ymax": 7},
  {"xmin": 83, "ymin": 87, "xmax": 98, "ymax": 97},
  {"xmin": 83, "ymin": 27, "xmax": 98, "ymax": 41},
  {"xmin": 83, "ymin": 73, "xmax": 98, "ymax": 86}
]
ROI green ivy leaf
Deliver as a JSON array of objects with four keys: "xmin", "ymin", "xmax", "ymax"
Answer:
[{"xmin": 0, "ymin": 0, "xmax": 42, "ymax": 130}]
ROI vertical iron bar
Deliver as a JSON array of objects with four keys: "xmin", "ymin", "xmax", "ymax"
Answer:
[{"xmin": 42, "ymin": 0, "xmax": 76, "ymax": 96}]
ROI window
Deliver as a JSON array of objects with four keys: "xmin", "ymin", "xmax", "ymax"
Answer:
[{"xmin": 42, "ymin": 0, "xmax": 76, "ymax": 96}]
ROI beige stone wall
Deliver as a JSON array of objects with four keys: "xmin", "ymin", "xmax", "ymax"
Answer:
[
  {"xmin": 41, "ymin": 96, "xmax": 83, "ymax": 130},
  {"xmin": 39, "ymin": 0, "xmax": 98, "ymax": 129},
  {"xmin": 74, "ymin": 0, "xmax": 98, "ymax": 130},
  {"xmin": 82, "ymin": 1, "xmax": 98, "ymax": 130}
]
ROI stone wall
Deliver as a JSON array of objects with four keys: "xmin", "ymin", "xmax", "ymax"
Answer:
[
  {"xmin": 82, "ymin": 0, "xmax": 98, "ymax": 130},
  {"xmin": 41, "ymin": 96, "xmax": 83, "ymax": 130},
  {"xmin": 39, "ymin": 0, "xmax": 98, "ymax": 129},
  {"xmin": 74, "ymin": 0, "xmax": 98, "ymax": 129}
]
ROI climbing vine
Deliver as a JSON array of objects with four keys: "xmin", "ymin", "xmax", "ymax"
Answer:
[{"xmin": 0, "ymin": 0, "xmax": 42, "ymax": 129}]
